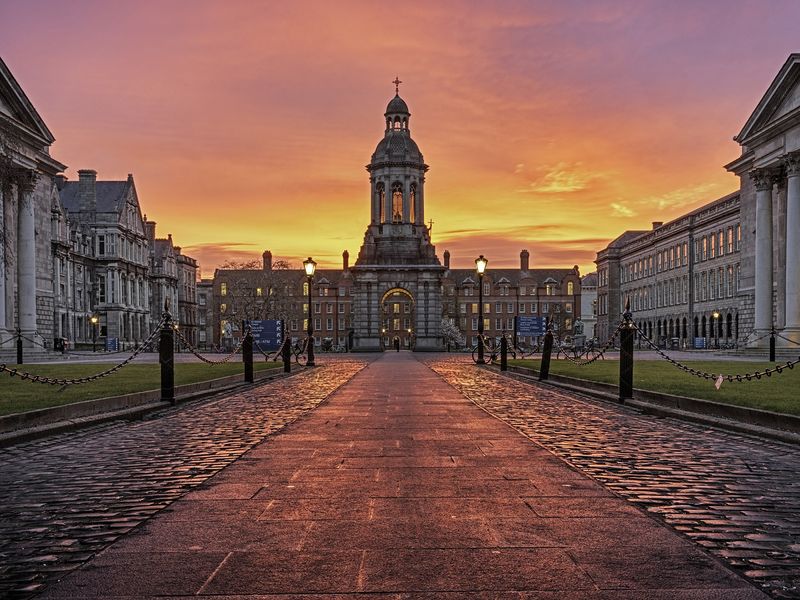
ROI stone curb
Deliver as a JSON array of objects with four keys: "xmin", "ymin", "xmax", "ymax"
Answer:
[
  {"xmin": 0, "ymin": 365, "xmax": 301, "ymax": 447},
  {"xmin": 488, "ymin": 364, "xmax": 800, "ymax": 445}
]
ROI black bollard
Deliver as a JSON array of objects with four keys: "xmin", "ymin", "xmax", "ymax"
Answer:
[
  {"xmin": 500, "ymin": 335, "xmax": 508, "ymax": 371},
  {"xmin": 619, "ymin": 324, "xmax": 635, "ymax": 402},
  {"xmin": 539, "ymin": 330, "xmax": 553, "ymax": 381},
  {"xmin": 16, "ymin": 331, "xmax": 22, "ymax": 365},
  {"xmin": 160, "ymin": 317, "xmax": 175, "ymax": 405},
  {"xmin": 243, "ymin": 329, "xmax": 254, "ymax": 383},
  {"xmin": 282, "ymin": 336, "xmax": 291, "ymax": 373},
  {"xmin": 769, "ymin": 328, "xmax": 776, "ymax": 363}
]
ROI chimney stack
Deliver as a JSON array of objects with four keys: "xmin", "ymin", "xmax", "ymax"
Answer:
[
  {"xmin": 55, "ymin": 174, "xmax": 67, "ymax": 190},
  {"xmin": 652, "ymin": 221, "xmax": 663, "ymax": 230},
  {"xmin": 78, "ymin": 169, "xmax": 97, "ymax": 212},
  {"xmin": 145, "ymin": 220, "xmax": 156, "ymax": 243},
  {"xmin": 520, "ymin": 249, "xmax": 530, "ymax": 271},
  {"xmin": 443, "ymin": 249, "xmax": 450, "ymax": 269},
  {"xmin": 342, "ymin": 250, "xmax": 349, "ymax": 271},
  {"xmin": 263, "ymin": 250, "xmax": 272, "ymax": 271}
]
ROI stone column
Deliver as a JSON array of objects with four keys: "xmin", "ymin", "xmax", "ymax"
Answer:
[
  {"xmin": 751, "ymin": 169, "xmax": 775, "ymax": 343},
  {"xmin": 17, "ymin": 170, "xmax": 38, "ymax": 343},
  {"xmin": 783, "ymin": 153, "xmax": 800, "ymax": 343},
  {"xmin": 0, "ymin": 185, "xmax": 6, "ymax": 339},
  {"xmin": 402, "ymin": 179, "xmax": 411, "ymax": 223}
]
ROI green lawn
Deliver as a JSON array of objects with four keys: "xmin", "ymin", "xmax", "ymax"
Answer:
[
  {"xmin": 0, "ymin": 362, "xmax": 281, "ymax": 416},
  {"xmin": 507, "ymin": 358, "xmax": 800, "ymax": 416}
]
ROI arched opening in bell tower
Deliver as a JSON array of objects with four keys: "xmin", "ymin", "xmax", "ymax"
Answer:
[
  {"xmin": 409, "ymin": 183, "xmax": 417, "ymax": 224},
  {"xmin": 391, "ymin": 182, "xmax": 403, "ymax": 223}
]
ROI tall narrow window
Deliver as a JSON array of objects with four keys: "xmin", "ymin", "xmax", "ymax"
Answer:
[
  {"xmin": 409, "ymin": 183, "xmax": 416, "ymax": 224},
  {"xmin": 377, "ymin": 183, "xmax": 385, "ymax": 223},
  {"xmin": 391, "ymin": 182, "xmax": 403, "ymax": 223}
]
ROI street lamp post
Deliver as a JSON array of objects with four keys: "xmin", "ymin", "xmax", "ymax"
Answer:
[
  {"xmin": 90, "ymin": 315, "xmax": 99, "ymax": 352},
  {"xmin": 475, "ymin": 255, "xmax": 488, "ymax": 364},
  {"xmin": 303, "ymin": 257, "xmax": 317, "ymax": 366},
  {"xmin": 712, "ymin": 311, "xmax": 720, "ymax": 349}
]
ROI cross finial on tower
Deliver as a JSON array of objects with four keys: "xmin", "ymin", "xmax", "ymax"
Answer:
[
  {"xmin": 393, "ymin": 76, "xmax": 402, "ymax": 94},
  {"xmin": 428, "ymin": 219, "xmax": 433, "ymax": 233}
]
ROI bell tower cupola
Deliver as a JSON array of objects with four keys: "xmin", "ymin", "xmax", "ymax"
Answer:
[{"xmin": 367, "ymin": 77, "xmax": 429, "ymax": 227}]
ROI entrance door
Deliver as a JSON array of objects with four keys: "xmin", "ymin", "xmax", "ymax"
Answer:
[{"xmin": 380, "ymin": 288, "xmax": 415, "ymax": 350}]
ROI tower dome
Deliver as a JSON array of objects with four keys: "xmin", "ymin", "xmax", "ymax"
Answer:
[{"xmin": 385, "ymin": 94, "xmax": 409, "ymax": 116}]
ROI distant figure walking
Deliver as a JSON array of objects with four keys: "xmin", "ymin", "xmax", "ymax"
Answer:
[{"xmin": 394, "ymin": 337, "xmax": 400, "ymax": 352}]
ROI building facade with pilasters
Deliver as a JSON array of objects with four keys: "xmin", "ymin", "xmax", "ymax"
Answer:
[
  {"xmin": 725, "ymin": 53, "xmax": 800, "ymax": 347},
  {"xmin": 0, "ymin": 58, "xmax": 67, "ymax": 350}
]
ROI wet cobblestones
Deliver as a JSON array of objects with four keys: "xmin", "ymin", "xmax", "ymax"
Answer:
[
  {"xmin": 428, "ymin": 357, "xmax": 800, "ymax": 599},
  {"xmin": 0, "ymin": 360, "xmax": 366, "ymax": 599}
]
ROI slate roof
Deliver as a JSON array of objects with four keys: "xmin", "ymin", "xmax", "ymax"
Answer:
[
  {"xmin": 582, "ymin": 272, "xmax": 598, "ymax": 287},
  {"xmin": 59, "ymin": 181, "xmax": 129, "ymax": 214}
]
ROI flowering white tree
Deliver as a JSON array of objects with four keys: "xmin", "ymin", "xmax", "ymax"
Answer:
[{"xmin": 441, "ymin": 318, "xmax": 465, "ymax": 350}]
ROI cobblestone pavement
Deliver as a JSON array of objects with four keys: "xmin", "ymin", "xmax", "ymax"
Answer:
[
  {"xmin": 0, "ymin": 359, "xmax": 367, "ymax": 599},
  {"xmin": 427, "ymin": 356, "xmax": 800, "ymax": 599}
]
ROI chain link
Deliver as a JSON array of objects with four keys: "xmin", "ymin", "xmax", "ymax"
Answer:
[
  {"xmin": 253, "ymin": 337, "xmax": 289, "ymax": 362},
  {"xmin": 0, "ymin": 318, "xmax": 165, "ymax": 389},
  {"xmin": 634, "ymin": 324, "xmax": 800, "ymax": 383},
  {"xmin": 775, "ymin": 331, "xmax": 800, "ymax": 347},
  {"xmin": 554, "ymin": 325, "xmax": 620, "ymax": 366},
  {"xmin": 174, "ymin": 326, "xmax": 247, "ymax": 365}
]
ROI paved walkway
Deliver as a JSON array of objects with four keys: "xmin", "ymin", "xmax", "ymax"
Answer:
[{"xmin": 41, "ymin": 353, "xmax": 766, "ymax": 598}]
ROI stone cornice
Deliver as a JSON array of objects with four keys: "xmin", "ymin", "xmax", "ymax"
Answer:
[{"xmin": 366, "ymin": 161, "xmax": 429, "ymax": 173}]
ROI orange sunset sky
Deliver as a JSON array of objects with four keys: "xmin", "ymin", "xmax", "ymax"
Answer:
[{"xmin": 2, "ymin": 1, "xmax": 799, "ymax": 276}]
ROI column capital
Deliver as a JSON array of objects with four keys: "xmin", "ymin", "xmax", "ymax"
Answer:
[
  {"xmin": 14, "ymin": 168, "xmax": 39, "ymax": 193},
  {"xmin": 783, "ymin": 152, "xmax": 800, "ymax": 177},
  {"xmin": 749, "ymin": 168, "xmax": 772, "ymax": 191},
  {"xmin": 749, "ymin": 167, "xmax": 779, "ymax": 191}
]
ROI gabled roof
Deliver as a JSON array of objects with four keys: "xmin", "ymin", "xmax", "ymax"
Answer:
[
  {"xmin": 735, "ymin": 53, "xmax": 800, "ymax": 143},
  {"xmin": 447, "ymin": 268, "xmax": 577, "ymax": 287},
  {"xmin": 0, "ymin": 56, "xmax": 55, "ymax": 145},
  {"xmin": 59, "ymin": 181, "xmax": 129, "ymax": 214}
]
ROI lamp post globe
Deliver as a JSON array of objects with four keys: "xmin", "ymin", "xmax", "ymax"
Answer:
[
  {"xmin": 90, "ymin": 315, "xmax": 99, "ymax": 353},
  {"xmin": 712, "ymin": 311, "xmax": 720, "ymax": 349},
  {"xmin": 303, "ymin": 257, "xmax": 317, "ymax": 366},
  {"xmin": 475, "ymin": 255, "xmax": 488, "ymax": 364}
]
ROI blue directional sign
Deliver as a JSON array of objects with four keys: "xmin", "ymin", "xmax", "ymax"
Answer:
[
  {"xmin": 515, "ymin": 316, "xmax": 547, "ymax": 337},
  {"xmin": 105, "ymin": 337, "xmax": 119, "ymax": 352},
  {"xmin": 245, "ymin": 320, "xmax": 283, "ymax": 351}
]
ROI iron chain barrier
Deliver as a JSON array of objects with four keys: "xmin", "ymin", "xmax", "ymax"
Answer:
[
  {"xmin": 0, "ymin": 317, "xmax": 165, "ymax": 389},
  {"xmin": 173, "ymin": 326, "xmax": 247, "ymax": 365},
  {"xmin": 634, "ymin": 324, "xmax": 800, "ymax": 385}
]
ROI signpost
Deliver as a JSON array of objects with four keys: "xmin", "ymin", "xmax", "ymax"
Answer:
[
  {"xmin": 515, "ymin": 316, "xmax": 547, "ymax": 338},
  {"xmin": 105, "ymin": 337, "xmax": 119, "ymax": 352},
  {"xmin": 244, "ymin": 320, "xmax": 283, "ymax": 351}
]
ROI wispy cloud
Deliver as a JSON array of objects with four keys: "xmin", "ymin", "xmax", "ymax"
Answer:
[{"xmin": 610, "ymin": 202, "xmax": 635, "ymax": 217}]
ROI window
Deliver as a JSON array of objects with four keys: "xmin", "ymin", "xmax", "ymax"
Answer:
[
  {"xmin": 327, "ymin": 303, "xmax": 333, "ymax": 314},
  {"xmin": 727, "ymin": 265, "xmax": 734, "ymax": 297},
  {"xmin": 484, "ymin": 318, "xmax": 491, "ymax": 331},
  {"xmin": 376, "ymin": 182, "xmax": 385, "ymax": 223},
  {"xmin": 483, "ymin": 282, "xmax": 490, "ymax": 295},
  {"xmin": 256, "ymin": 287, "xmax": 262, "ymax": 296},
  {"xmin": 220, "ymin": 303, "xmax": 227, "ymax": 313},
  {"xmin": 495, "ymin": 302, "xmax": 502, "ymax": 313},
  {"xmin": 460, "ymin": 303, "xmax": 466, "ymax": 314},
  {"xmin": 657, "ymin": 254, "xmax": 662, "ymax": 272},
  {"xmin": 541, "ymin": 302, "xmax": 548, "ymax": 314},
  {"xmin": 393, "ymin": 303, "xmax": 400, "ymax": 314},
  {"xmin": 314, "ymin": 303, "xmax": 321, "ymax": 314},
  {"xmin": 409, "ymin": 183, "xmax": 416, "ymax": 224},
  {"xmin": 303, "ymin": 282, "xmax": 309, "ymax": 296},
  {"xmin": 339, "ymin": 303, "xmax": 345, "ymax": 313},
  {"xmin": 519, "ymin": 303, "xmax": 526, "ymax": 313},
  {"xmin": 718, "ymin": 230, "xmax": 724, "ymax": 256},
  {"xmin": 710, "ymin": 233, "xmax": 716, "ymax": 259},
  {"xmin": 565, "ymin": 302, "xmax": 572, "ymax": 313},
  {"xmin": 567, "ymin": 281, "xmax": 574, "ymax": 295},
  {"xmin": 484, "ymin": 303, "xmax": 491, "ymax": 314},
  {"xmin": 507, "ymin": 302, "xmax": 514, "ymax": 313},
  {"xmin": 727, "ymin": 227, "xmax": 734, "ymax": 253},
  {"xmin": 471, "ymin": 318, "xmax": 478, "ymax": 331},
  {"xmin": 495, "ymin": 318, "xmax": 502, "ymax": 330},
  {"xmin": 669, "ymin": 248, "xmax": 675, "ymax": 269},
  {"xmin": 546, "ymin": 284, "xmax": 555, "ymax": 296},
  {"xmin": 735, "ymin": 224, "xmax": 741, "ymax": 251},
  {"xmin": 315, "ymin": 318, "xmax": 321, "ymax": 330},
  {"xmin": 682, "ymin": 242, "xmax": 688, "ymax": 266},
  {"xmin": 338, "ymin": 287, "xmax": 346, "ymax": 296},
  {"xmin": 326, "ymin": 318, "xmax": 333, "ymax": 330},
  {"xmin": 519, "ymin": 286, "xmax": 526, "ymax": 296},
  {"xmin": 471, "ymin": 303, "xmax": 478, "ymax": 314},
  {"xmin": 97, "ymin": 235, "xmax": 105, "ymax": 255},
  {"xmin": 507, "ymin": 318, "xmax": 514, "ymax": 329}
]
